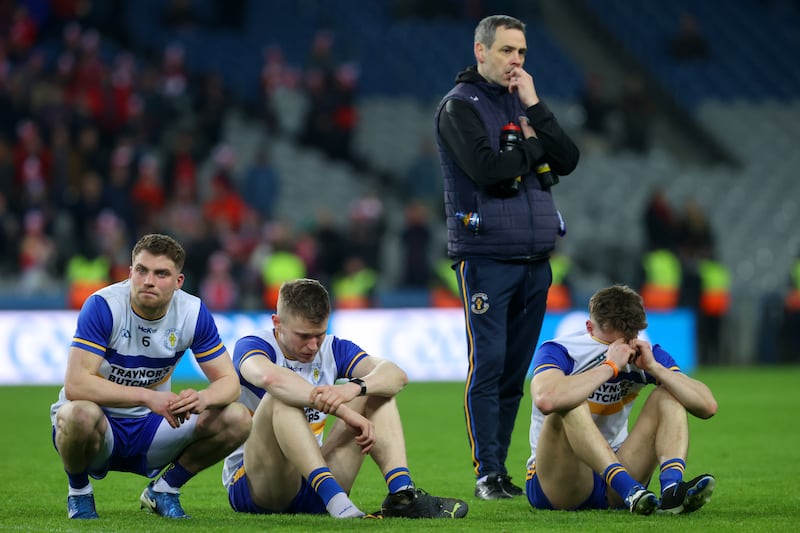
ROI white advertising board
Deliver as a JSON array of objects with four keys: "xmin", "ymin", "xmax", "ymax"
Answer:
[{"xmin": 0, "ymin": 309, "xmax": 695, "ymax": 385}]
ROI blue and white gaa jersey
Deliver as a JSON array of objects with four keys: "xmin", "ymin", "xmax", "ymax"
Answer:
[
  {"xmin": 50, "ymin": 280, "xmax": 227, "ymax": 421},
  {"xmin": 526, "ymin": 329, "xmax": 680, "ymax": 467},
  {"xmin": 221, "ymin": 328, "xmax": 368, "ymax": 487}
]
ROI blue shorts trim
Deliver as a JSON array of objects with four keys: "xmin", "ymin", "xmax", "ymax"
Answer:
[
  {"xmin": 526, "ymin": 462, "xmax": 609, "ymax": 510},
  {"xmin": 227, "ymin": 462, "xmax": 326, "ymax": 515}
]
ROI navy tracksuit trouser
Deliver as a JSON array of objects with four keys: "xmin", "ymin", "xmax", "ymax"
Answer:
[{"xmin": 455, "ymin": 257, "xmax": 551, "ymax": 479}]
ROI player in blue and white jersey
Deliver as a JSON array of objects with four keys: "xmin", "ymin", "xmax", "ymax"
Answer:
[
  {"xmin": 525, "ymin": 284, "xmax": 718, "ymax": 515},
  {"xmin": 222, "ymin": 278, "xmax": 467, "ymax": 519},
  {"xmin": 50, "ymin": 234, "xmax": 251, "ymax": 520}
]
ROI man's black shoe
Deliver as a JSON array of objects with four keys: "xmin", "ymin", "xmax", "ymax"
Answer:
[
  {"xmin": 474, "ymin": 474, "xmax": 512, "ymax": 500},
  {"xmin": 498, "ymin": 474, "xmax": 524, "ymax": 497}
]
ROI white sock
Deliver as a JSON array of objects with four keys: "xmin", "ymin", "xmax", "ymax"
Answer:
[
  {"xmin": 326, "ymin": 492, "xmax": 364, "ymax": 518},
  {"xmin": 152, "ymin": 477, "xmax": 180, "ymax": 494},
  {"xmin": 68, "ymin": 483, "xmax": 93, "ymax": 497}
]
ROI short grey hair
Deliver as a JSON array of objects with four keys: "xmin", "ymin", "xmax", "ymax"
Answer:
[{"xmin": 474, "ymin": 15, "xmax": 526, "ymax": 48}]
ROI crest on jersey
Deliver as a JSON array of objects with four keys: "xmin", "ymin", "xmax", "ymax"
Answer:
[
  {"xmin": 470, "ymin": 292, "xmax": 489, "ymax": 314},
  {"xmin": 312, "ymin": 363, "xmax": 322, "ymax": 384},
  {"xmin": 164, "ymin": 328, "xmax": 179, "ymax": 350}
]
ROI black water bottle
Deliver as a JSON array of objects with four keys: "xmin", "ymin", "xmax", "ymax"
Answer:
[
  {"xmin": 535, "ymin": 161, "xmax": 559, "ymax": 190},
  {"xmin": 500, "ymin": 122, "xmax": 522, "ymax": 151}
]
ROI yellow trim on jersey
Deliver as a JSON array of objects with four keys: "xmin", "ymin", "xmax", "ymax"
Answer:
[
  {"xmin": 72, "ymin": 337, "xmax": 107, "ymax": 353},
  {"xmin": 151, "ymin": 367, "xmax": 176, "ymax": 388},
  {"xmin": 344, "ymin": 351, "xmax": 368, "ymax": 376},
  {"xmin": 534, "ymin": 363, "xmax": 562, "ymax": 374},
  {"xmin": 589, "ymin": 391, "xmax": 639, "ymax": 416},
  {"xmin": 193, "ymin": 342, "xmax": 224, "ymax": 359},
  {"xmin": 589, "ymin": 334, "xmax": 611, "ymax": 345},
  {"xmin": 239, "ymin": 349, "xmax": 269, "ymax": 367},
  {"xmin": 310, "ymin": 419, "xmax": 326, "ymax": 437}
]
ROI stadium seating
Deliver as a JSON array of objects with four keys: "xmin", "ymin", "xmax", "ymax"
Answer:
[{"xmin": 581, "ymin": 0, "xmax": 800, "ymax": 108}]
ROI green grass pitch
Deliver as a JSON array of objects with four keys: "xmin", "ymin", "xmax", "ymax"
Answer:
[{"xmin": 1, "ymin": 366, "xmax": 798, "ymax": 532}]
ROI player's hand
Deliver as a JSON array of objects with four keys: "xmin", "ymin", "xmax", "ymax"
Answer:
[
  {"xmin": 146, "ymin": 390, "xmax": 183, "ymax": 428},
  {"xmin": 508, "ymin": 67, "xmax": 540, "ymax": 108},
  {"xmin": 336, "ymin": 406, "xmax": 375, "ymax": 454},
  {"xmin": 170, "ymin": 388, "xmax": 207, "ymax": 421},
  {"xmin": 310, "ymin": 384, "xmax": 354, "ymax": 414},
  {"xmin": 607, "ymin": 338, "xmax": 636, "ymax": 370},
  {"xmin": 630, "ymin": 339, "xmax": 656, "ymax": 371}
]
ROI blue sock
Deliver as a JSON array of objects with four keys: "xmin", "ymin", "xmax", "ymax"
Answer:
[
  {"xmin": 385, "ymin": 467, "xmax": 413, "ymax": 494},
  {"xmin": 659, "ymin": 458, "xmax": 685, "ymax": 494},
  {"xmin": 603, "ymin": 463, "xmax": 641, "ymax": 499},
  {"xmin": 160, "ymin": 462, "xmax": 194, "ymax": 490},
  {"xmin": 308, "ymin": 467, "xmax": 345, "ymax": 506},
  {"xmin": 67, "ymin": 471, "xmax": 90, "ymax": 490}
]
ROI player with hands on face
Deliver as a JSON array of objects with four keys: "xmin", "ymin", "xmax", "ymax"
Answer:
[
  {"xmin": 222, "ymin": 278, "xmax": 468, "ymax": 520},
  {"xmin": 526, "ymin": 284, "xmax": 718, "ymax": 515},
  {"xmin": 50, "ymin": 233, "xmax": 252, "ymax": 520}
]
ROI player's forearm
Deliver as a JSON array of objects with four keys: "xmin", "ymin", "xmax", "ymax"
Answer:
[
  {"xmin": 649, "ymin": 366, "xmax": 718, "ymax": 419},
  {"xmin": 358, "ymin": 360, "xmax": 408, "ymax": 397},
  {"xmin": 64, "ymin": 374, "xmax": 151, "ymax": 407},
  {"xmin": 201, "ymin": 373, "xmax": 240, "ymax": 408},
  {"xmin": 670, "ymin": 377, "xmax": 717, "ymax": 419},
  {"xmin": 256, "ymin": 367, "xmax": 315, "ymax": 408},
  {"xmin": 533, "ymin": 367, "xmax": 614, "ymax": 414},
  {"xmin": 333, "ymin": 403, "xmax": 363, "ymax": 427}
]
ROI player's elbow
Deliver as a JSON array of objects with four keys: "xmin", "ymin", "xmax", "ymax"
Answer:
[
  {"xmin": 531, "ymin": 376, "xmax": 561, "ymax": 414},
  {"xmin": 63, "ymin": 382, "xmax": 79, "ymax": 401},
  {"xmin": 260, "ymin": 371, "xmax": 284, "ymax": 391},
  {"xmin": 393, "ymin": 365, "xmax": 409, "ymax": 391},
  {"xmin": 383, "ymin": 360, "xmax": 409, "ymax": 391},
  {"xmin": 695, "ymin": 397, "xmax": 718, "ymax": 419},
  {"xmin": 63, "ymin": 378, "xmax": 88, "ymax": 401},
  {"xmin": 533, "ymin": 390, "xmax": 559, "ymax": 415}
]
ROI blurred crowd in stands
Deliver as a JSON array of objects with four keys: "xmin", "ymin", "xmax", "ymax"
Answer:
[
  {"xmin": 1, "ymin": 0, "xmax": 799, "ymax": 367},
  {"xmin": 0, "ymin": 0, "xmax": 442, "ymax": 312}
]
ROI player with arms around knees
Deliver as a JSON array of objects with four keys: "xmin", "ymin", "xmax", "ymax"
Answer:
[
  {"xmin": 222, "ymin": 278, "xmax": 468, "ymax": 519},
  {"xmin": 50, "ymin": 233, "xmax": 252, "ymax": 520},
  {"xmin": 526, "ymin": 284, "xmax": 717, "ymax": 515}
]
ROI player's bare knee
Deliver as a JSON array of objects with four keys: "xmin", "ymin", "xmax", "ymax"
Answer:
[
  {"xmin": 648, "ymin": 385, "xmax": 683, "ymax": 410},
  {"xmin": 196, "ymin": 403, "xmax": 251, "ymax": 443},
  {"xmin": 57, "ymin": 400, "xmax": 104, "ymax": 435},
  {"xmin": 358, "ymin": 394, "xmax": 396, "ymax": 418},
  {"xmin": 224, "ymin": 402, "xmax": 252, "ymax": 443}
]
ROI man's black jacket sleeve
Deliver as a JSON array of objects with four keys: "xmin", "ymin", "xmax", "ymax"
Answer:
[{"xmin": 438, "ymin": 98, "xmax": 579, "ymax": 187}]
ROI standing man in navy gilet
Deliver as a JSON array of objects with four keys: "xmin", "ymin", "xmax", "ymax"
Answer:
[{"xmin": 435, "ymin": 14, "xmax": 579, "ymax": 500}]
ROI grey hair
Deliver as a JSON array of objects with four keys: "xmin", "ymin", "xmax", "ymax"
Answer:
[{"xmin": 474, "ymin": 15, "xmax": 526, "ymax": 48}]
